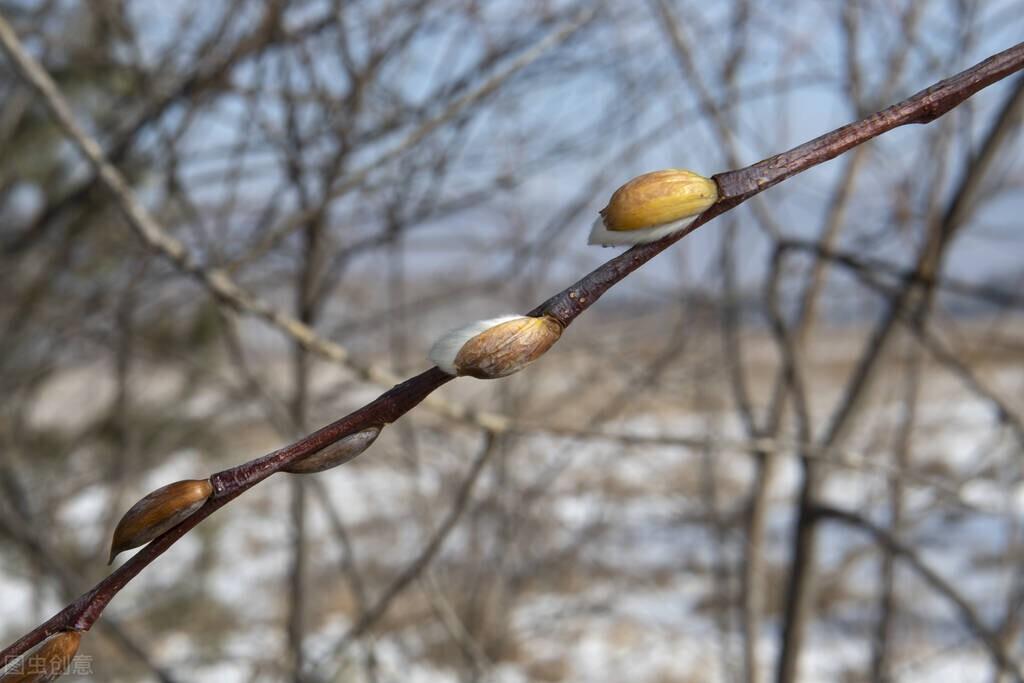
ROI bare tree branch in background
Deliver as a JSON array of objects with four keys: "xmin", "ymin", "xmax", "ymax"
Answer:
[{"xmin": 1, "ymin": 2, "xmax": 1023, "ymax": 681}]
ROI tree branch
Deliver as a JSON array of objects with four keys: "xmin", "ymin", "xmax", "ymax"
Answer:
[{"xmin": 1, "ymin": 11, "xmax": 1021, "ymax": 664}]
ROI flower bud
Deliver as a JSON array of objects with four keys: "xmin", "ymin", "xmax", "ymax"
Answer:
[
  {"xmin": 429, "ymin": 315, "xmax": 562, "ymax": 379},
  {"xmin": 0, "ymin": 630, "xmax": 81, "ymax": 682},
  {"xmin": 588, "ymin": 169, "xmax": 718, "ymax": 246},
  {"xmin": 284, "ymin": 426, "xmax": 382, "ymax": 474},
  {"xmin": 108, "ymin": 479, "xmax": 213, "ymax": 564}
]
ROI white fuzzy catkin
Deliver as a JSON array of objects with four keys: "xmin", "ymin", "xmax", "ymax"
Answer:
[
  {"xmin": 587, "ymin": 214, "xmax": 697, "ymax": 246},
  {"xmin": 428, "ymin": 315, "xmax": 525, "ymax": 375}
]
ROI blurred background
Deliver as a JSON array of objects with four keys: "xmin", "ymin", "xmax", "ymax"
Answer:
[{"xmin": 1, "ymin": 1, "xmax": 1023, "ymax": 681}]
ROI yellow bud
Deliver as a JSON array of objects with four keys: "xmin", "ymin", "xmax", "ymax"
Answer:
[
  {"xmin": 429, "ymin": 315, "xmax": 563, "ymax": 379},
  {"xmin": 284, "ymin": 427, "xmax": 382, "ymax": 474},
  {"xmin": 0, "ymin": 630, "xmax": 81, "ymax": 682},
  {"xmin": 589, "ymin": 169, "xmax": 717, "ymax": 246},
  {"xmin": 108, "ymin": 479, "xmax": 213, "ymax": 564}
]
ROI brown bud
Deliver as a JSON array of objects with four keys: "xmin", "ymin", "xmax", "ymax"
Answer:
[
  {"xmin": 284, "ymin": 426, "xmax": 382, "ymax": 474},
  {"xmin": 0, "ymin": 630, "xmax": 81, "ymax": 682},
  {"xmin": 108, "ymin": 479, "xmax": 213, "ymax": 564},
  {"xmin": 429, "ymin": 315, "xmax": 563, "ymax": 379}
]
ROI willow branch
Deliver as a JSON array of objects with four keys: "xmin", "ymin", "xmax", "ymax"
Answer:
[
  {"xmin": 532, "ymin": 41, "xmax": 1024, "ymax": 325},
  {"xmin": 1, "ymin": 13, "xmax": 1021, "ymax": 663}
]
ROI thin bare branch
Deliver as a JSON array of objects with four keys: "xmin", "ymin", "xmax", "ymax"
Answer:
[{"xmin": 1, "ymin": 14, "xmax": 1021, "ymax": 666}]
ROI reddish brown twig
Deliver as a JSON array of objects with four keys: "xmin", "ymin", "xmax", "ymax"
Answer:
[
  {"xmin": 532, "ymin": 42, "xmax": 1024, "ymax": 325},
  {"xmin": 2, "ymin": 33, "xmax": 1022, "ymax": 666}
]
